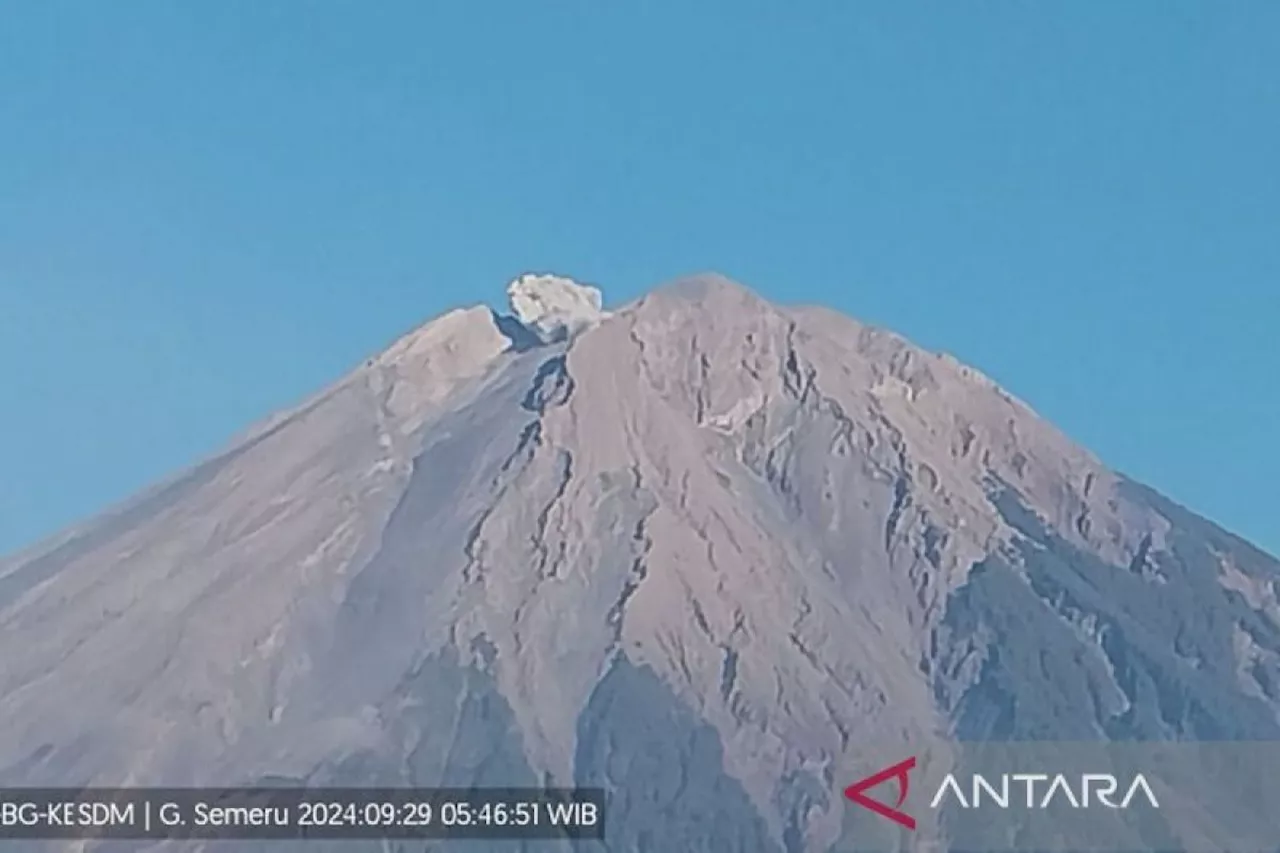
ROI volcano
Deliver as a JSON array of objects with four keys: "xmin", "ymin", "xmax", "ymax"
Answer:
[{"xmin": 2, "ymin": 273, "xmax": 1277, "ymax": 852}]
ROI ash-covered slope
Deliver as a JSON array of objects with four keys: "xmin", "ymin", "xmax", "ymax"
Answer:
[{"xmin": 1, "ymin": 273, "xmax": 1278, "ymax": 852}]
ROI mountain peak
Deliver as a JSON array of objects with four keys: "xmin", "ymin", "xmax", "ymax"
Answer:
[
  {"xmin": 4, "ymin": 271, "xmax": 1278, "ymax": 851},
  {"xmin": 642, "ymin": 271, "xmax": 767, "ymax": 307}
]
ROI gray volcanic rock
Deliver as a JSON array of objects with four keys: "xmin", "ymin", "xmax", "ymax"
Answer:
[{"xmin": 1, "ymin": 273, "xmax": 1277, "ymax": 852}]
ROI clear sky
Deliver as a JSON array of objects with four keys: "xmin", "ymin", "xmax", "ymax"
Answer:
[{"xmin": 1, "ymin": 2, "xmax": 1276, "ymax": 558}]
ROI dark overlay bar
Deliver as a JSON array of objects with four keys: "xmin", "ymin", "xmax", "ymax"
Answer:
[{"xmin": 0, "ymin": 787, "xmax": 604, "ymax": 840}]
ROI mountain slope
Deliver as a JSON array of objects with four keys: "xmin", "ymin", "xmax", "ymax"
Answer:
[{"xmin": 1, "ymin": 273, "xmax": 1277, "ymax": 852}]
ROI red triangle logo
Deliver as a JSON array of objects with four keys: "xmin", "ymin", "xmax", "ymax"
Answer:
[{"xmin": 843, "ymin": 756, "xmax": 917, "ymax": 830}]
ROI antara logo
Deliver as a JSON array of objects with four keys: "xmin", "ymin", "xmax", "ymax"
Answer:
[
  {"xmin": 844, "ymin": 757, "xmax": 918, "ymax": 830},
  {"xmin": 930, "ymin": 773, "xmax": 1160, "ymax": 810},
  {"xmin": 844, "ymin": 757, "xmax": 1160, "ymax": 830}
]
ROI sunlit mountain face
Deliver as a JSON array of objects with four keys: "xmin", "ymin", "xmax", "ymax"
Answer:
[{"xmin": 2, "ymin": 273, "xmax": 1277, "ymax": 852}]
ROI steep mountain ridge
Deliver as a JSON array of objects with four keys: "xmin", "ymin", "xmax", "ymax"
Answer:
[{"xmin": 0, "ymin": 272, "xmax": 1276, "ymax": 852}]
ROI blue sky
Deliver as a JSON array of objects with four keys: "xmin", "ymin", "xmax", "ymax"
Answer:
[{"xmin": 1, "ymin": 2, "xmax": 1276, "ymax": 557}]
